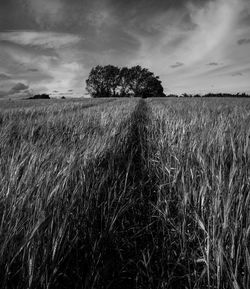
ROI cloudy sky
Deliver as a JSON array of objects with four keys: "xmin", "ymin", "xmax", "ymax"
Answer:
[{"xmin": 0, "ymin": 0, "xmax": 250, "ymax": 97}]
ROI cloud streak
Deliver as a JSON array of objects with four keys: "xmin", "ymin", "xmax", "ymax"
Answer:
[
  {"xmin": 10, "ymin": 83, "xmax": 29, "ymax": 93},
  {"xmin": 171, "ymin": 62, "xmax": 185, "ymax": 68},
  {"xmin": 0, "ymin": 31, "xmax": 81, "ymax": 49},
  {"xmin": 238, "ymin": 38, "xmax": 250, "ymax": 45},
  {"xmin": 232, "ymin": 72, "xmax": 243, "ymax": 76},
  {"xmin": 0, "ymin": 73, "xmax": 12, "ymax": 81},
  {"xmin": 207, "ymin": 62, "xmax": 220, "ymax": 66},
  {"xmin": 24, "ymin": 0, "xmax": 64, "ymax": 29}
]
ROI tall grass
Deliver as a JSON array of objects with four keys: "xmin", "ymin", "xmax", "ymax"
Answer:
[
  {"xmin": 147, "ymin": 98, "xmax": 250, "ymax": 288},
  {"xmin": 0, "ymin": 99, "xmax": 138, "ymax": 288},
  {"xmin": 0, "ymin": 97, "xmax": 249, "ymax": 288}
]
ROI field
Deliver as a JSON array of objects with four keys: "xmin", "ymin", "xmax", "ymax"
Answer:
[
  {"xmin": 0, "ymin": 98, "xmax": 116, "ymax": 111},
  {"xmin": 0, "ymin": 97, "xmax": 249, "ymax": 289}
]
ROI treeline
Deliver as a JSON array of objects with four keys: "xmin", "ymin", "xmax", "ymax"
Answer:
[
  {"xmin": 28, "ymin": 94, "xmax": 50, "ymax": 99},
  {"xmin": 170, "ymin": 93, "xmax": 250, "ymax": 98},
  {"xmin": 86, "ymin": 65, "xmax": 166, "ymax": 98}
]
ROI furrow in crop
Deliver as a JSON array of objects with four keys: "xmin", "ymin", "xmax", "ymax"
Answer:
[{"xmin": 48, "ymin": 99, "xmax": 159, "ymax": 289}]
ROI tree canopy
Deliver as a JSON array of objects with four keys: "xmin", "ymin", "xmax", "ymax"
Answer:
[{"xmin": 86, "ymin": 65, "xmax": 165, "ymax": 98}]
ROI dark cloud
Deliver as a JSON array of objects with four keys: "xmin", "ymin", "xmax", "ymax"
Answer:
[
  {"xmin": 0, "ymin": 90, "xmax": 8, "ymax": 98},
  {"xmin": 0, "ymin": 0, "xmax": 39, "ymax": 31},
  {"xmin": 107, "ymin": 0, "xmax": 212, "ymax": 18},
  {"xmin": 0, "ymin": 40, "xmax": 60, "ymax": 59},
  {"xmin": 75, "ymin": 29, "xmax": 140, "ymax": 55},
  {"xmin": 207, "ymin": 62, "xmax": 219, "ymax": 66},
  {"xmin": 27, "ymin": 68, "xmax": 39, "ymax": 72},
  {"xmin": 0, "ymin": 86, "xmax": 31, "ymax": 99},
  {"xmin": 179, "ymin": 12, "xmax": 198, "ymax": 31},
  {"xmin": 171, "ymin": 62, "xmax": 184, "ymax": 68},
  {"xmin": 199, "ymin": 64, "xmax": 232, "ymax": 77},
  {"xmin": 0, "ymin": 73, "xmax": 11, "ymax": 81},
  {"xmin": 0, "ymin": 0, "xmax": 211, "ymax": 68},
  {"xmin": 10, "ymin": 83, "xmax": 29, "ymax": 93},
  {"xmin": 232, "ymin": 72, "xmax": 243, "ymax": 76},
  {"xmin": 102, "ymin": 0, "xmax": 200, "ymax": 42},
  {"xmin": 237, "ymin": 38, "xmax": 250, "ymax": 45},
  {"xmin": 0, "ymin": 0, "xmax": 210, "ymax": 35},
  {"xmin": 238, "ymin": 9, "xmax": 250, "ymax": 27}
]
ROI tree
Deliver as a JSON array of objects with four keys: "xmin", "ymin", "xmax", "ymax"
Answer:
[
  {"xmin": 142, "ymin": 75, "xmax": 165, "ymax": 98},
  {"xmin": 86, "ymin": 66, "xmax": 108, "ymax": 98},
  {"xmin": 126, "ymin": 66, "xmax": 165, "ymax": 97},
  {"xmin": 118, "ymin": 67, "xmax": 131, "ymax": 97},
  {"xmin": 85, "ymin": 65, "xmax": 165, "ymax": 98},
  {"xmin": 126, "ymin": 66, "xmax": 153, "ymax": 97},
  {"xmin": 103, "ymin": 65, "xmax": 120, "ymax": 97},
  {"xmin": 86, "ymin": 65, "xmax": 120, "ymax": 98}
]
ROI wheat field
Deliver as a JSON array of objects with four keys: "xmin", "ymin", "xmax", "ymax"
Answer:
[{"xmin": 0, "ymin": 97, "xmax": 249, "ymax": 289}]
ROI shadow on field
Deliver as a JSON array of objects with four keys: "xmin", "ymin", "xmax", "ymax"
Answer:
[
  {"xmin": 37, "ymin": 99, "xmax": 160, "ymax": 289},
  {"xmin": 51, "ymin": 100, "xmax": 194, "ymax": 289},
  {"xmin": 2, "ymin": 99, "xmax": 198, "ymax": 289}
]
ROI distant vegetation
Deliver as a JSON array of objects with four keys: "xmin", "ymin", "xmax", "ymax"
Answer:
[
  {"xmin": 29, "ymin": 93, "xmax": 50, "ymax": 99},
  {"xmin": 86, "ymin": 65, "xmax": 166, "ymax": 98},
  {"xmin": 175, "ymin": 92, "xmax": 250, "ymax": 98}
]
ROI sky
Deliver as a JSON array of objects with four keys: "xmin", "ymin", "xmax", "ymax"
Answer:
[{"xmin": 0, "ymin": 0, "xmax": 250, "ymax": 98}]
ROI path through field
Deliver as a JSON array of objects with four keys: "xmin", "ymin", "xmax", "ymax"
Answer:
[
  {"xmin": 0, "ymin": 98, "xmax": 249, "ymax": 289},
  {"xmin": 65, "ymin": 99, "xmax": 204, "ymax": 289}
]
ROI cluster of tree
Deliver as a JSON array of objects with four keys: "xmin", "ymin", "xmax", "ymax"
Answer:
[
  {"xmin": 29, "ymin": 94, "xmax": 50, "ymax": 99},
  {"xmin": 179, "ymin": 93, "xmax": 250, "ymax": 98},
  {"xmin": 86, "ymin": 65, "xmax": 166, "ymax": 98}
]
